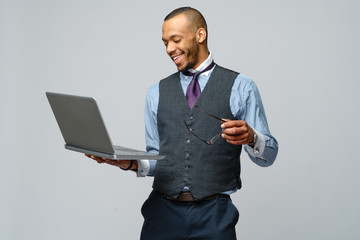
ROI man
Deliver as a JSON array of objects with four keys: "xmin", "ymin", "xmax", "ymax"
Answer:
[{"xmin": 88, "ymin": 7, "xmax": 278, "ymax": 240}]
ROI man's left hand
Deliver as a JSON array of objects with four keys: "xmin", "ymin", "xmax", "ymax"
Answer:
[{"xmin": 221, "ymin": 120, "xmax": 254, "ymax": 145}]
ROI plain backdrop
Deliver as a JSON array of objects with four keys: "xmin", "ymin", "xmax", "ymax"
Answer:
[{"xmin": 1, "ymin": 0, "xmax": 359, "ymax": 239}]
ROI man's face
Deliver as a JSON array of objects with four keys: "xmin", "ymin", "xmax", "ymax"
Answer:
[{"xmin": 162, "ymin": 14, "xmax": 200, "ymax": 72}]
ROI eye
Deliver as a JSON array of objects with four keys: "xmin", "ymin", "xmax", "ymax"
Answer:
[{"xmin": 174, "ymin": 39, "xmax": 181, "ymax": 43}]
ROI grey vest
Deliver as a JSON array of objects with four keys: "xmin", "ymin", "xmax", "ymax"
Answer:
[{"xmin": 153, "ymin": 65, "xmax": 242, "ymax": 200}]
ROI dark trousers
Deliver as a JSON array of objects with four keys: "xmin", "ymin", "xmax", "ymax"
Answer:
[{"xmin": 140, "ymin": 191, "xmax": 239, "ymax": 240}]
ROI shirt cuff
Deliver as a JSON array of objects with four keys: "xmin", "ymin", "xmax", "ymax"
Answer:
[
  {"xmin": 245, "ymin": 129, "xmax": 265, "ymax": 159},
  {"xmin": 136, "ymin": 160, "xmax": 150, "ymax": 177}
]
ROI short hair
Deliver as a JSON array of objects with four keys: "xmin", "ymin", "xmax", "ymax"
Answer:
[{"xmin": 164, "ymin": 7, "xmax": 208, "ymax": 38}]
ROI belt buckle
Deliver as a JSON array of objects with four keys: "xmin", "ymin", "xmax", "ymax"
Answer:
[{"xmin": 177, "ymin": 192, "xmax": 194, "ymax": 201}]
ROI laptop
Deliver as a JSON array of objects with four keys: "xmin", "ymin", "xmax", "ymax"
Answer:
[{"xmin": 46, "ymin": 92, "xmax": 165, "ymax": 160}]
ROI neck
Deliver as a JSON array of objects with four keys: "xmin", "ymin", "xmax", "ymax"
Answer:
[{"xmin": 192, "ymin": 48, "xmax": 210, "ymax": 70}]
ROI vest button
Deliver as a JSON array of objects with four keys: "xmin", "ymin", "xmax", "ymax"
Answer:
[
  {"xmin": 185, "ymin": 153, "xmax": 190, "ymax": 158},
  {"xmin": 186, "ymin": 139, "xmax": 191, "ymax": 144},
  {"xmin": 184, "ymin": 177, "xmax": 189, "ymax": 182},
  {"xmin": 189, "ymin": 116, "xmax": 194, "ymax": 120},
  {"xmin": 185, "ymin": 166, "xmax": 189, "ymax": 170}
]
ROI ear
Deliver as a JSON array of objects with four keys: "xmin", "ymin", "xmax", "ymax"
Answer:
[{"xmin": 196, "ymin": 28, "xmax": 207, "ymax": 44}]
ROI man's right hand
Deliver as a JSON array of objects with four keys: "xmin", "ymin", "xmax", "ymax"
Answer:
[{"xmin": 85, "ymin": 154, "xmax": 138, "ymax": 171}]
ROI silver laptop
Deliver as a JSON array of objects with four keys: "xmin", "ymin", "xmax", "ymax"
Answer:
[{"xmin": 46, "ymin": 92, "xmax": 165, "ymax": 160}]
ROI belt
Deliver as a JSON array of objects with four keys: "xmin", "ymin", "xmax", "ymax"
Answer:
[{"xmin": 163, "ymin": 192, "xmax": 222, "ymax": 202}]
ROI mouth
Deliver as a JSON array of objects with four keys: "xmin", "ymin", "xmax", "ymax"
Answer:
[{"xmin": 171, "ymin": 53, "xmax": 184, "ymax": 65}]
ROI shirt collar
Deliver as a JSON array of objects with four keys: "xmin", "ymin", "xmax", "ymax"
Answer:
[{"xmin": 184, "ymin": 51, "xmax": 214, "ymax": 78}]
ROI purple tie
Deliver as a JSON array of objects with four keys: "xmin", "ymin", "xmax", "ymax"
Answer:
[{"xmin": 184, "ymin": 61, "xmax": 215, "ymax": 109}]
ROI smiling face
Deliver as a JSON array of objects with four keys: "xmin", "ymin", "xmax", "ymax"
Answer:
[{"xmin": 162, "ymin": 13, "xmax": 207, "ymax": 72}]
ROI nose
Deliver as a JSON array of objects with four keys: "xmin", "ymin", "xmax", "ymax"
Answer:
[{"xmin": 166, "ymin": 42, "xmax": 176, "ymax": 55}]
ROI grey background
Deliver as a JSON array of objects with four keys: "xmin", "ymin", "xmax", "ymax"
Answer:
[{"xmin": 1, "ymin": 0, "xmax": 359, "ymax": 239}]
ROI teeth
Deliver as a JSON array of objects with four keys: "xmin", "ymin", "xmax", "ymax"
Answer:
[{"xmin": 173, "ymin": 55, "xmax": 182, "ymax": 61}]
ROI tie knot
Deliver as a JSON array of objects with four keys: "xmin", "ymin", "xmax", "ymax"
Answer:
[
  {"xmin": 183, "ymin": 71, "xmax": 197, "ymax": 77},
  {"xmin": 182, "ymin": 61, "xmax": 215, "ymax": 78}
]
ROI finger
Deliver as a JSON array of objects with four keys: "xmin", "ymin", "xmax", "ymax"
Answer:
[
  {"xmin": 105, "ymin": 159, "xmax": 118, "ymax": 165},
  {"xmin": 221, "ymin": 118, "xmax": 230, "ymax": 123},
  {"xmin": 95, "ymin": 158, "xmax": 106, "ymax": 164},
  {"xmin": 88, "ymin": 155, "xmax": 106, "ymax": 163},
  {"xmin": 97, "ymin": 157, "xmax": 112, "ymax": 164},
  {"xmin": 101, "ymin": 158, "xmax": 122, "ymax": 166},
  {"xmin": 222, "ymin": 132, "xmax": 249, "ymax": 141},
  {"xmin": 85, "ymin": 154, "xmax": 96, "ymax": 159},
  {"xmin": 222, "ymin": 126, "xmax": 248, "ymax": 136},
  {"xmin": 221, "ymin": 120, "xmax": 246, "ymax": 129},
  {"xmin": 104, "ymin": 159, "xmax": 132, "ymax": 169}
]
